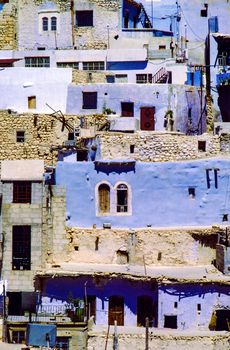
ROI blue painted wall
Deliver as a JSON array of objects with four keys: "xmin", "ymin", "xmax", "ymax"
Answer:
[
  {"xmin": 55, "ymin": 159, "xmax": 230, "ymax": 228},
  {"xmin": 107, "ymin": 61, "xmax": 148, "ymax": 70},
  {"xmin": 40, "ymin": 276, "xmax": 157, "ymax": 326},
  {"xmin": 158, "ymin": 284, "xmax": 230, "ymax": 330}
]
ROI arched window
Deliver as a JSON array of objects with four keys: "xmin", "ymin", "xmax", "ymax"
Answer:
[
  {"xmin": 51, "ymin": 16, "xmax": 57, "ymax": 31},
  {"xmin": 98, "ymin": 184, "xmax": 110, "ymax": 213},
  {"xmin": 116, "ymin": 184, "xmax": 128, "ymax": 212},
  {"xmin": 42, "ymin": 17, "xmax": 48, "ymax": 31}
]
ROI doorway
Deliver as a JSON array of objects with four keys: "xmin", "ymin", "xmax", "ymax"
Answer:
[
  {"xmin": 137, "ymin": 296, "xmax": 154, "ymax": 327},
  {"xmin": 108, "ymin": 296, "xmax": 124, "ymax": 326},
  {"xmin": 140, "ymin": 107, "xmax": 155, "ymax": 130},
  {"xmin": 216, "ymin": 309, "xmax": 230, "ymax": 330}
]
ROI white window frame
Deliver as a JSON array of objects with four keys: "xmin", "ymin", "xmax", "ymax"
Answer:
[
  {"xmin": 95, "ymin": 181, "xmax": 132, "ymax": 216},
  {"xmin": 38, "ymin": 11, "xmax": 60, "ymax": 33}
]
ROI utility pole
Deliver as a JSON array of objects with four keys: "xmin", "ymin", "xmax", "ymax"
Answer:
[
  {"xmin": 113, "ymin": 320, "xmax": 118, "ymax": 350},
  {"xmin": 145, "ymin": 317, "xmax": 149, "ymax": 350}
]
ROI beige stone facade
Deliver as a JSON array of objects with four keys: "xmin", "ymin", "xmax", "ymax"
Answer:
[
  {"xmin": 97, "ymin": 132, "xmax": 222, "ymax": 162},
  {"xmin": 72, "ymin": 69, "xmax": 108, "ymax": 84},
  {"xmin": 0, "ymin": 1, "xmax": 17, "ymax": 50},
  {"xmin": 0, "ymin": 111, "xmax": 107, "ymax": 165},
  {"xmin": 64, "ymin": 227, "xmax": 219, "ymax": 267}
]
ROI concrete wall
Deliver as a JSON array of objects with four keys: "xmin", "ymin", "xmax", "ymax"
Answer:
[
  {"xmin": 64, "ymin": 227, "xmax": 217, "ymax": 267},
  {"xmin": 55, "ymin": 158, "xmax": 230, "ymax": 228},
  {"xmin": 0, "ymin": 68, "xmax": 71, "ymax": 113},
  {"xmin": 66, "ymin": 84, "xmax": 203, "ymax": 134},
  {"xmin": 17, "ymin": 0, "xmax": 72, "ymax": 50},
  {"xmin": 158, "ymin": 284, "xmax": 230, "ymax": 330}
]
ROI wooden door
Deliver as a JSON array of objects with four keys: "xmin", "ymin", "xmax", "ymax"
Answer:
[
  {"xmin": 140, "ymin": 107, "xmax": 155, "ymax": 130},
  {"xmin": 108, "ymin": 296, "xmax": 124, "ymax": 326}
]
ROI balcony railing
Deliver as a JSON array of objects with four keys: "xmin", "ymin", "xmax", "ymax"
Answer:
[{"xmin": 7, "ymin": 304, "xmax": 85, "ymax": 323}]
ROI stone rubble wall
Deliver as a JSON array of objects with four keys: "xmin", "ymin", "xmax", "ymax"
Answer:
[
  {"xmin": 87, "ymin": 331, "xmax": 230, "ymax": 350},
  {"xmin": 0, "ymin": 1, "xmax": 17, "ymax": 49},
  {"xmin": 0, "ymin": 111, "xmax": 107, "ymax": 166},
  {"xmin": 64, "ymin": 227, "xmax": 218, "ymax": 266},
  {"xmin": 72, "ymin": 69, "xmax": 108, "ymax": 84},
  {"xmin": 97, "ymin": 132, "xmax": 222, "ymax": 162},
  {"xmin": 74, "ymin": 0, "xmax": 120, "ymax": 49}
]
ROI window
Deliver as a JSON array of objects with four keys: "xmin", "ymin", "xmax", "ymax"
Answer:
[
  {"xmin": 98, "ymin": 184, "xmax": 110, "ymax": 213},
  {"xmin": 51, "ymin": 16, "xmax": 57, "ymax": 31},
  {"xmin": 25, "ymin": 57, "xmax": 50, "ymax": 67},
  {"xmin": 96, "ymin": 181, "xmax": 131, "ymax": 216},
  {"xmin": 188, "ymin": 187, "xmax": 195, "ymax": 199},
  {"xmin": 83, "ymin": 62, "xmax": 104, "ymax": 71},
  {"xmin": 12, "ymin": 226, "xmax": 31, "ymax": 270},
  {"xmin": 130, "ymin": 145, "xmax": 135, "ymax": 154},
  {"xmin": 164, "ymin": 315, "xmax": 177, "ymax": 329},
  {"xmin": 198, "ymin": 140, "xmax": 206, "ymax": 152},
  {"xmin": 159, "ymin": 45, "xmax": 166, "ymax": 50},
  {"xmin": 77, "ymin": 150, "xmax": 88, "ymax": 161},
  {"xmin": 28, "ymin": 96, "xmax": 36, "ymax": 109},
  {"xmin": 13, "ymin": 181, "xmax": 32, "ymax": 203},
  {"xmin": 121, "ymin": 102, "xmax": 134, "ymax": 117},
  {"xmin": 12, "ymin": 331, "xmax": 25, "ymax": 344},
  {"xmin": 117, "ymin": 184, "xmax": 128, "ymax": 212},
  {"xmin": 55, "ymin": 337, "xmax": 70, "ymax": 350},
  {"xmin": 76, "ymin": 10, "xmax": 93, "ymax": 27},
  {"xmin": 42, "ymin": 17, "xmax": 48, "ymax": 31},
  {"xmin": 57, "ymin": 62, "xmax": 79, "ymax": 69},
  {"xmin": 136, "ymin": 74, "xmax": 152, "ymax": 84},
  {"xmin": 82, "ymin": 92, "xmax": 97, "ymax": 109},
  {"xmin": 115, "ymin": 74, "xmax": 128, "ymax": 83},
  {"xmin": 16, "ymin": 131, "xmax": 25, "ymax": 143}
]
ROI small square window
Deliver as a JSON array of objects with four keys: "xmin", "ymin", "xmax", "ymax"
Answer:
[
  {"xmin": 159, "ymin": 45, "xmax": 166, "ymax": 50},
  {"xmin": 130, "ymin": 145, "xmax": 135, "ymax": 153},
  {"xmin": 121, "ymin": 102, "xmax": 134, "ymax": 117},
  {"xmin": 13, "ymin": 181, "xmax": 32, "ymax": 203},
  {"xmin": 28, "ymin": 96, "xmax": 36, "ymax": 109},
  {"xmin": 188, "ymin": 187, "xmax": 195, "ymax": 198},
  {"xmin": 16, "ymin": 131, "xmax": 25, "ymax": 143},
  {"xmin": 82, "ymin": 92, "xmax": 97, "ymax": 109},
  {"xmin": 76, "ymin": 10, "xmax": 93, "ymax": 27},
  {"xmin": 198, "ymin": 140, "xmax": 206, "ymax": 152}
]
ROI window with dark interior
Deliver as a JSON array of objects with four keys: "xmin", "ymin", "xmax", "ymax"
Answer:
[
  {"xmin": 164, "ymin": 315, "xmax": 177, "ymax": 329},
  {"xmin": 12, "ymin": 331, "xmax": 25, "ymax": 344},
  {"xmin": 82, "ymin": 92, "xmax": 97, "ymax": 109},
  {"xmin": 16, "ymin": 130, "xmax": 25, "ymax": 143},
  {"xmin": 51, "ymin": 16, "xmax": 57, "ymax": 31},
  {"xmin": 13, "ymin": 181, "xmax": 32, "ymax": 203},
  {"xmin": 98, "ymin": 184, "xmax": 110, "ymax": 213},
  {"xmin": 121, "ymin": 102, "xmax": 134, "ymax": 117},
  {"xmin": 12, "ymin": 226, "xmax": 31, "ymax": 270},
  {"xmin": 56, "ymin": 337, "xmax": 70, "ymax": 350},
  {"xmin": 76, "ymin": 10, "xmax": 93, "ymax": 27},
  {"xmin": 117, "ymin": 184, "xmax": 128, "ymax": 212},
  {"xmin": 42, "ymin": 17, "xmax": 48, "ymax": 31}
]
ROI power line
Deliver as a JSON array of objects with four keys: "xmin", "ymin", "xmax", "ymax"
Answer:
[{"xmin": 180, "ymin": 5, "xmax": 205, "ymax": 41}]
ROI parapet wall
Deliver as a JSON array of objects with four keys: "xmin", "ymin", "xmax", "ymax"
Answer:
[
  {"xmin": 63, "ymin": 227, "xmax": 219, "ymax": 266},
  {"xmin": 97, "ymin": 132, "xmax": 221, "ymax": 162}
]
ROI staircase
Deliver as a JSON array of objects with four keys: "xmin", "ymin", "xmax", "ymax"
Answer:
[
  {"xmin": 152, "ymin": 67, "xmax": 169, "ymax": 84},
  {"xmin": 139, "ymin": 4, "xmax": 152, "ymax": 28}
]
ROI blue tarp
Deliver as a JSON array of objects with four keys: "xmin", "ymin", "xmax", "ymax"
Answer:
[{"xmin": 26, "ymin": 323, "xmax": 56, "ymax": 347}]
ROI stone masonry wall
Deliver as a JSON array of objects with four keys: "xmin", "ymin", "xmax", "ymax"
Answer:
[
  {"xmin": 0, "ymin": 1, "xmax": 17, "ymax": 49},
  {"xmin": 74, "ymin": 0, "xmax": 120, "ymax": 49},
  {"xmin": 97, "ymin": 132, "xmax": 221, "ymax": 162},
  {"xmin": 88, "ymin": 330, "xmax": 230, "ymax": 350},
  {"xmin": 63, "ymin": 227, "xmax": 218, "ymax": 266},
  {"xmin": 0, "ymin": 111, "xmax": 107, "ymax": 166},
  {"xmin": 72, "ymin": 69, "xmax": 108, "ymax": 84}
]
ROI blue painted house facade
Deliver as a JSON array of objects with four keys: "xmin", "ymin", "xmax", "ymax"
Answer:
[{"xmin": 55, "ymin": 158, "xmax": 230, "ymax": 229}]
